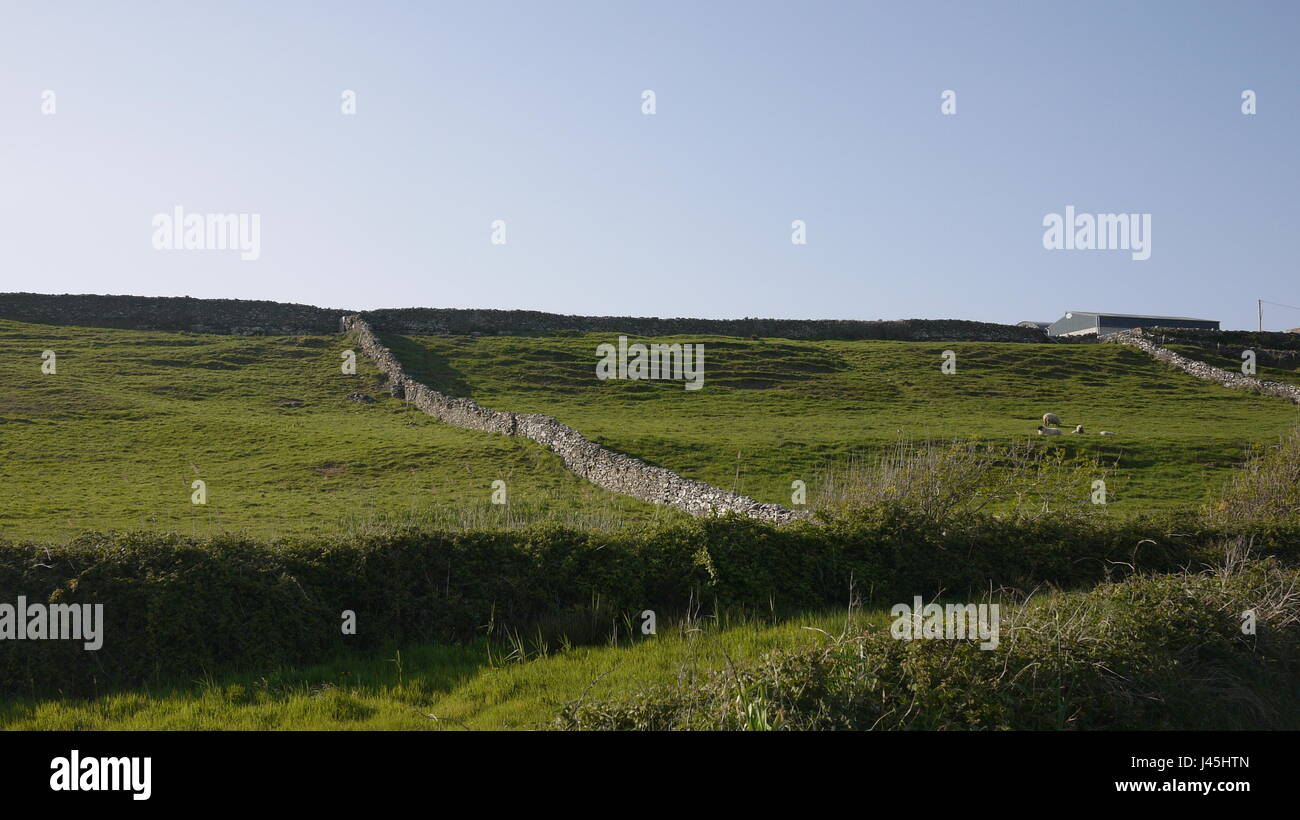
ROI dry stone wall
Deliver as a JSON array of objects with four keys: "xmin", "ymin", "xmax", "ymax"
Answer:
[
  {"xmin": 1147, "ymin": 328, "xmax": 1300, "ymax": 368},
  {"xmin": 1107, "ymin": 329, "xmax": 1300, "ymax": 404},
  {"xmin": 1152, "ymin": 326, "xmax": 1300, "ymax": 354},
  {"xmin": 1, "ymin": 292, "xmax": 346, "ymax": 334},
  {"xmin": 341, "ymin": 315, "xmax": 805, "ymax": 524},
  {"xmin": 364, "ymin": 307, "xmax": 1048, "ymax": 342},
  {"xmin": 3, "ymin": 293, "xmax": 1051, "ymax": 343}
]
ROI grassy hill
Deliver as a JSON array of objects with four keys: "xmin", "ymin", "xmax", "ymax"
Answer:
[
  {"xmin": 2, "ymin": 310, "xmax": 1300, "ymax": 731},
  {"xmin": 387, "ymin": 332, "xmax": 1300, "ymax": 512},
  {"xmin": 0, "ymin": 320, "xmax": 672, "ymax": 540},
  {"xmin": 4, "ymin": 317, "xmax": 1299, "ymax": 539}
]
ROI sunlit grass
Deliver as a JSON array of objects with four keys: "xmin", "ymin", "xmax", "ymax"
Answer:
[
  {"xmin": 0, "ymin": 609, "xmax": 891, "ymax": 730},
  {"xmin": 0, "ymin": 320, "xmax": 672, "ymax": 540},
  {"xmin": 393, "ymin": 332, "xmax": 1300, "ymax": 512}
]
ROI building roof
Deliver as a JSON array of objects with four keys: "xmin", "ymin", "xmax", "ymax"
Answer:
[{"xmin": 1062, "ymin": 311, "xmax": 1219, "ymax": 323}]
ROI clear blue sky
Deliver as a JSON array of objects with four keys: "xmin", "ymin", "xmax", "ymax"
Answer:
[{"xmin": 3, "ymin": 1, "xmax": 1297, "ymax": 329}]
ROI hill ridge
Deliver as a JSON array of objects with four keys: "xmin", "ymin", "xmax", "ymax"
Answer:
[{"xmin": 0, "ymin": 292, "xmax": 1045, "ymax": 343}]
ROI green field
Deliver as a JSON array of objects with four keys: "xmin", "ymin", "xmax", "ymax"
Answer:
[
  {"xmin": 389, "ymin": 332, "xmax": 1300, "ymax": 512},
  {"xmin": 3, "ymin": 315, "xmax": 1300, "ymax": 731},
  {"xmin": 4, "ymin": 319, "xmax": 1299, "ymax": 542},
  {"xmin": 0, "ymin": 320, "xmax": 672, "ymax": 540}
]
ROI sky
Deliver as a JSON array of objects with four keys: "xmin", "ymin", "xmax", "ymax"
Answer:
[{"xmin": 2, "ymin": 1, "xmax": 1297, "ymax": 329}]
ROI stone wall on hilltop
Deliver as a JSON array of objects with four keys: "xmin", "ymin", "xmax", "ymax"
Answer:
[
  {"xmin": 1, "ymin": 293, "xmax": 1050, "ymax": 343},
  {"xmin": 0, "ymin": 292, "xmax": 349, "ymax": 334},
  {"xmin": 341, "ymin": 314, "xmax": 806, "ymax": 523},
  {"xmin": 362, "ymin": 308, "xmax": 1048, "ymax": 342}
]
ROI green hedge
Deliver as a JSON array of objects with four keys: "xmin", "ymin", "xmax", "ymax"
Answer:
[
  {"xmin": 560, "ymin": 558, "xmax": 1300, "ymax": 730},
  {"xmin": 2, "ymin": 510, "xmax": 1297, "ymax": 696}
]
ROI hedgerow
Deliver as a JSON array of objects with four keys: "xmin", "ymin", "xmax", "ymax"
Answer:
[
  {"xmin": 2, "ymin": 509, "xmax": 1297, "ymax": 696},
  {"xmin": 559, "ymin": 556, "xmax": 1300, "ymax": 730}
]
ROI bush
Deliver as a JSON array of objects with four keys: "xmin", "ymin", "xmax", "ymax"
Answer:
[
  {"xmin": 2, "ymin": 513, "xmax": 1297, "ymax": 696},
  {"xmin": 559, "ymin": 554, "xmax": 1300, "ymax": 730},
  {"xmin": 1206, "ymin": 430, "xmax": 1300, "ymax": 527}
]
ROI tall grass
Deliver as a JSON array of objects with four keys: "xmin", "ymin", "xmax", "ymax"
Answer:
[
  {"xmin": 1207, "ymin": 430, "xmax": 1300, "ymax": 526},
  {"xmin": 0, "ymin": 607, "xmax": 889, "ymax": 730},
  {"xmin": 813, "ymin": 438, "xmax": 1117, "ymax": 521},
  {"xmin": 560, "ymin": 552, "xmax": 1300, "ymax": 730},
  {"xmin": 335, "ymin": 496, "xmax": 682, "ymax": 537}
]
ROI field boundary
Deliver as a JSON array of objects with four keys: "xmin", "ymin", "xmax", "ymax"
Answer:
[
  {"xmin": 0, "ymin": 293, "xmax": 1049, "ymax": 342},
  {"xmin": 341, "ymin": 315, "xmax": 804, "ymax": 523},
  {"xmin": 1108, "ymin": 329, "xmax": 1300, "ymax": 404}
]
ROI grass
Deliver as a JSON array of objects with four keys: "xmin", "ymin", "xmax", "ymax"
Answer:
[
  {"xmin": 0, "ymin": 608, "xmax": 890, "ymax": 730},
  {"xmin": 389, "ymin": 332, "xmax": 1300, "ymax": 512},
  {"xmin": 561, "ymin": 552, "xmax": 1300, "ymax": 730},
  {"xmin": 2, "ymin": 317, "xmax": 1299, "ymax": 731},
  {"xmin": 1166, "ymin": 342, "xmax": 1300, "ymax": 388},
  {"xmin": 0, "ymin": 320, "xmax": 674, "ymax": 540},
  {"xmin": 4, "ymin": 319, "xmax": 1298, "ymax": 539},
  {"xmin": 7, "ymin": 551, "xmax": 1294, "ymax": 730}
]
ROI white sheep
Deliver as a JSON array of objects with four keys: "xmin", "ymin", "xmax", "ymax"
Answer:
[
  {"xmin": 1037, "ymin": 426, "xmax": 1063, "ymax": 436},
  {"xmin": 1099, "ymin": 431, "xmax": 1117, "ymax": 436},
  {"xmin": 1042, "ymin": 413, "xmax": 1061, "ymax": 426},
  {"xmin": 1073, "ymin": 424, "xmax": 1085, "ymax": 434}
]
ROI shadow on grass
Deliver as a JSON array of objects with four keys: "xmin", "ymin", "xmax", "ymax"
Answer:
[
  {"xmin": 379, "ymin": 333, "xmax": 474, "ymax": 397},
  {"xmin": 0, "ymin": 641, "xmax": 493, "ymax": 730}
]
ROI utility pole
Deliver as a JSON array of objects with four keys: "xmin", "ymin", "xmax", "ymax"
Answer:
[{"xmin": 1259, "ymin": 299, "xmax": 1263, "ymax": 332}]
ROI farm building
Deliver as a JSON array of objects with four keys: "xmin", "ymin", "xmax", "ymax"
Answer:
[{"xmin": 1047, "ymin": 311, "xmax": 1219, "ymax": 338}]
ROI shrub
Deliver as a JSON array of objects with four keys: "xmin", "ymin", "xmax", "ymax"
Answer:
[
  {"xmin": 558, "ymin": 554, "xmax": 1300, "ymax": 730},
  {"xmin": 1206, "ymin": 430, "xmax": 1300, "ymax": 527},
  {"xmin": 2, "ymin": 514, "xmax": 1296, "ymax": 696}
]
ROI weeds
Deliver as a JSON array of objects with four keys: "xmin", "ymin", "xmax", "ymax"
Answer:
[
  {"xmin": 813, "ymin": 437, "xmax": 1117, "ymax": 521},
  {"xmin": 560, "ymin": 554, "xmax": 1300, "ymax": 731},
  {"xmin": 1206, "ymin": 430, "xmax": 1300, "ymax": 526}
]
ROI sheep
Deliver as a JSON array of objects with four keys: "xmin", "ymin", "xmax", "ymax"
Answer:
[
  {"xmin": 1037, "ymin": 425, "xmax": 1063, "ymax": 436},
  {"xmin": 1099, "ymin": 431, "xmax": 1117, "ymax": 436},
  {"xmin": 1042, "ymin": 413, "xmax": 1061, "ymax": 426},
  {"xmin": 1073, "ymin": 424, "xmax": 1085, "ymax": 434}
]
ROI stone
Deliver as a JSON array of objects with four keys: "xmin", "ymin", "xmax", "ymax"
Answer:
[{"xmin": 341, "ymin": 314, "xmax": 806, "ymax": 524}]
